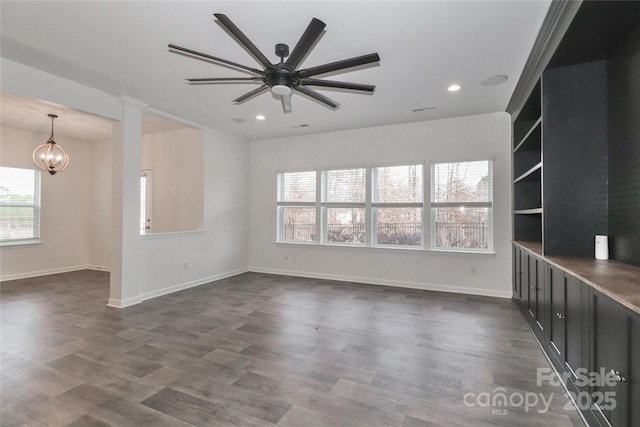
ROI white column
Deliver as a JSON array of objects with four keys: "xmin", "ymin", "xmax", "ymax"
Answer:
[{"xmin": 108, "ymin": 96, "xmax": 148, "ymax": 308}]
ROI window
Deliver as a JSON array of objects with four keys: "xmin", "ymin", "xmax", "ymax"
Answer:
[
  {"xmin": 372, "ymin": 164, "xmax": 423, "ymax": 246},
  {"xmin": 321, "ymin": 168, "xmax": 366, "ymax": 244},
  {"xmin": 0, "ymin": 166, "xmax": 41, "ymax": 245},
  {"xmin": 430, "ymin": 160, "xmax": 493, "ymax": 251},
  {"xmin": 277, "ymin": 171, "xmax": 316, "ymax": 242},
  {"xmin": 276, "ymin": 161, "xmax": 491, "ymax": 254}
]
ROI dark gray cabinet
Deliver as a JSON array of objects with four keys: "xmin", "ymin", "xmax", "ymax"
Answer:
[
  {"xmin": 565, "ymin": 275, "xmax": 587, "ymax": 382},
  {"xmin": 513, "ymin": 245, "xmax": 525, "ymax": 304},
  {"xmin": 548, "ymin": 266, "xmax": 588, "ymax": 387},
  {"xmin": 549, "ymin": 265, "xmax": 566, "ymax": 361},
  {"xmin": 514, "ymin": 244, "xmax": 639, "ymax": 426},
  {"xmin": 591, "ymin": 290, "xmax": 639, "ymax": 427},
  {"xmin": 525, "ymin": 253, "xmax": 546, "ymax": 336},
  {"xmin": 630, "ymin": 312, "xmax": 640, "ymax": 427},
  {"xmin": 514, "ymin": 246, "xmax": 547, "ymax": 340}
]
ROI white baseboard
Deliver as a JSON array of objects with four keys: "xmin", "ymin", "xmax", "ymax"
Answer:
[
  {"xmin": 248, "ymin": 267, "xmax": 512, "ymax": 299},
  {"xmin": 2, "ymin": 264, "xmax": 510, "ymax": 303},
  {"xmin": 138, "ymin": 267, "xmax": 250, "ymax": 303},
  {"xmin": 0, "ymin": 265, "xmax": 93, "ymax": 282},
  {"xmin": 87, "ymin": 265, "xmax": 110, "ymax": 272},
  {"xmin": 107, "ymin": 295, "xmax": 142, "ymax": 308}
]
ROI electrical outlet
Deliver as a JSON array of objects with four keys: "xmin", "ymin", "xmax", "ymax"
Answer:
[
  {"xmin": 292, "ymin": 254, "xmax": 297, "ymax": 261},
  {"xmin": 470, "ymin": 265, "xmax": 476, "ymax": 274},
  {"xmin": 284, "ymin": 253, "xmax": 288, "ymax": 260},
  {"xmin": 184, "ymin": 261, "xmax": 189, "ymax": 270}
]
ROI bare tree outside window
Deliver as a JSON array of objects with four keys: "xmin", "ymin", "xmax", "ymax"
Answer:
[
  {"xmin": 372, "ymin": 164, "xmax": 423, "ymax": 246},
  {"xmin": 277, "ymin": 171, "xmax": 316, "ymax": 242},
  {"xmin": 431, "ymin": 161, "xmax": 493, "ymax": 250},
  {"xmin": 322, "ymin": 168, "xmax": 366, "ymax": 244}
]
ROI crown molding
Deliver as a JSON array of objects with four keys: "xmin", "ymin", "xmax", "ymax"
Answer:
[{"xmin": 507, "ymin": 0, "xmax": 583, "ymax": 118}]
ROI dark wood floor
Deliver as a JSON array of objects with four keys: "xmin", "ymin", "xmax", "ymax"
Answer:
[{"xmin": 1, "ymin": 270, "xmax": 584, "ymax": 426}]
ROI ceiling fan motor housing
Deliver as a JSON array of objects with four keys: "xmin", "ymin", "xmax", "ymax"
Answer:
[
  {"xmin": 275, "ymin": 43, "xmax": 290, "ymax": 59},
  {"xmin": 265, "ymin": 63, "xmax": 298, "ymax": 90}
]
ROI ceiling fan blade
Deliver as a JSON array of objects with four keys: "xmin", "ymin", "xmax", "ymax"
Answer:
[
  {"xmin": 281, "ymin": 94, "xmax": 292, "ymax": 114},
  {"xmin": 294, "ymin": 86, "xmax": 339, "ymax": 110},
  {"xmin": 169, "ymin": 44, "xmax": 263, "ymax": 75},
  {"xmin": 186, "ymin": 77, "xmax": 262, "ymax": 84},
  {"xmin": 285, "ymin": 18, "xmax": 326, "ymax": 69},
  {"xmin": 297, "ymin": 53, "xmax": 380, "ymax": 78},
  {"xmin": 233, "ymin": 84, "xmax": 270, "ymax": 104},
  {"xmin": 214, "ymin": 14, "xmax": 273, "ymax": 69},
  {"xmin": 299, "ymin": 78, "xmax": 375, "ymax": 92}
]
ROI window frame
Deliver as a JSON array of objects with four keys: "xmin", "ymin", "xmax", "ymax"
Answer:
[
  {"xmin": 371, "ymin": 163, "xmax": 425, "ymax": 248},
  {"xmin": 429, "ymin": 159, "xmax": 494, "ymax": 253},
  {"xmin": 276, "ymin": 169, "xmax": 318, "ymax": 244},
  {"xmin": 0, "ymin": 166, "xmax": 42, "ymax": 246},
  {"xmin": 275, "ymin": 160, "xmax": 494, "ymax": 255},
  {"xmin": 320, "ymin": 166, "xmax": 367, "ymax": 246}
]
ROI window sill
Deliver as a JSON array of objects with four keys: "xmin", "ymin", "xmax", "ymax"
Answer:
[
  {"xmin": 0, "ymin": 238, "xmax": 41, "ymax": 247},
  {"xmin": 275, "ymin": 241, "xmax": 495, "ymax": 255},
  {"xmin": 141, "ymin": 230, "xmax": 205, "ymax": 240}
]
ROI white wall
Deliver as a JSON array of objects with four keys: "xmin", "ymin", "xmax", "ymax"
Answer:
[
  {"xmin": 0, "ymin": 126, "xmax": 94, "ymax": 279},
  {"xmin": 141, "ymin": 128, "xmax": 204, "ymax": 233},
  {"xmin": 248, "ymin": 112, "xmax": 513, "ymax": 297},
  {"xmin": 89, "ymin": 138, "xmax": 112, "ymax": 270},
  {"xmin": 138, "ymin": 127, "xmax": 250, "ymax": 299}
]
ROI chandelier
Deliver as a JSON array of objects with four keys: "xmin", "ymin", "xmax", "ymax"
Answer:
[{"xmin": 32, "ymin": 114, "xmax": 69, "ymax": 175}]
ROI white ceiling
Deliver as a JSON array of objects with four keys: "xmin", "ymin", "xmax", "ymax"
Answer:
[{"xmin": 0, "ymin": 1, "xmax": 550, "ymax": 141}]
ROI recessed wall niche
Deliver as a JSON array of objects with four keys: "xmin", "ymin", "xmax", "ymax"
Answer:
[{"xmin": 141, "ymin": 113, "xmax": 204, "ymax": 234}]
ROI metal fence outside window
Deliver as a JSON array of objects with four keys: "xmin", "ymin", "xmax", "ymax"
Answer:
[
  {"xmin": 435, "ymin": 222, "xmax": 488, "ymax": 249},
  {"xmin": 284, "ymin": 222, "xmax": 488, "ymax": 248}
]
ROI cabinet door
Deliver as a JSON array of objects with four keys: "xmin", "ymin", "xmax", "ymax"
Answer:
[
  {"xmin": 513, "ymin": 246, "xmax": 522, "ymax": 300},
  {"xmin": 527, "ymin": 254, "xmax": 538, "ymax": 318},
  {"xmin": 549, "ymin": 265, "xmax": 566, "ymax": 360},
  {"xmin": 592, "ymin": 291, "xmax": 628, "ymax": 427},
  {"xmin": 514, "ymin": 246, "xmax": 528, "ymax": 304},
  {"xmin": 565, "ymin": 276, "xmax": 584, "ymax": 378},
  {"xmin": 630, "ymin": 311, "xmax": 640, "ymax": 427},
  {"xmin": 522, "ymin": 251, "xmax": 530, "ymax": 305},
  {"xmin": 535, "ymin": 256, "xmax": 546, "ymax": 330}
]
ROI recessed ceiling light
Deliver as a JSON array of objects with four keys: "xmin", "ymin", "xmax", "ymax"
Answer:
[
  {"xmin": 447, "ymin": 84, "xmax": 462, "ymax": 92},
  {"xmin": 481, "ymin": 75, "xmax": 508, "ymax": 86},
  {"xmin": 256, "ymin": 115, "xmax": 266, "ymax": 120}
]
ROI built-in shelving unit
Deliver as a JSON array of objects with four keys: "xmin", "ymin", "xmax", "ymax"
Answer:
[
  {"xmin": 513, "ymin": 80, "xmax": 542, "ymax": 244},
  {"xmin": 510, "ymin": 1, "xmax": 640, "ymax": 426}
]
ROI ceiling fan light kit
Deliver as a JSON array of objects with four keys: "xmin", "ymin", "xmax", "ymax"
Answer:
[{"xmin": 169, "ymin": 14, "xmax": 380, "ymax": 114}]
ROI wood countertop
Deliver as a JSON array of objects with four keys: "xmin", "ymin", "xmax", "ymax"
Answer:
[{"xmin": 514, "ymin": 241, "xmax": 640, "ymax": 314}]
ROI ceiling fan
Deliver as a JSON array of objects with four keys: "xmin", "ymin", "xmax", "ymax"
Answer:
[{"xmin": 169, "ymin": 14, "xmax": 380, "ymax": 113}]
